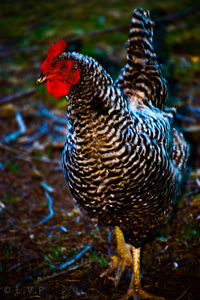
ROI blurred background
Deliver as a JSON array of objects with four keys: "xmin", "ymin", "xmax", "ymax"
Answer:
[{"xmin": 0, "ymin": 0, "xmax": 200, "ymax": 299}]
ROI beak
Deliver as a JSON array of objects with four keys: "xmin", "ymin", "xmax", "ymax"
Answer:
[{"xmin": 37, "ymin": 75, "xmax": 47, "ymax": 85}]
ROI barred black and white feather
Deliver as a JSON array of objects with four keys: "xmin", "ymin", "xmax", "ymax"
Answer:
[
  {"xmin": 116, "ymin": 8, "xmax": 167, "ymax": 109},
  {"xmin": 61, "ymin": 8, "xmax": 189, "ymax": 247}
]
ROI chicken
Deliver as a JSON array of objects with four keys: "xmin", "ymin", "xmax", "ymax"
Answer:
[{"xmin": 37, "ymin": 8, "xmax": 189, "ymax": 300}]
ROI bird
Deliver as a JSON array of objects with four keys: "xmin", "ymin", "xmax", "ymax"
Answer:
[{"xmin": 37, "ymin": 8, "xmax": 189, "ymax": 300}]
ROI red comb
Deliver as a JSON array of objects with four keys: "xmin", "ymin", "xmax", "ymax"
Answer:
[
  {"xmin": 41, "ymin": 40, "xmax": 67, "ymax": 73},
  {"xmin": 47, "ymin": 40, "xmax": 67, "ymax": 60}
]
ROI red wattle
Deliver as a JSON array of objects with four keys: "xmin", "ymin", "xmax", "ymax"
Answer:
[{"xmin": 46, "ymin": 80, "xmax": 70, "ymax": 99}]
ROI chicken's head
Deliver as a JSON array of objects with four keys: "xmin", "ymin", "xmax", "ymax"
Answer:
[{"xmin": 37, "ymin": 40, "xmax": 81, "ymax": 99}]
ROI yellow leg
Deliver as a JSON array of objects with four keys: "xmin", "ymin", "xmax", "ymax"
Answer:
[
  {"xmin": 133, "ymin": 246, "xmax": 140, "ymax": 293},
  {"xmin": 100, "ymin": 226, "xmax": 133, "ymax": 286},
  {"xmin": 123, "ymin": 247, "xmax": 165, "ymax": 300},
  {"xmin": 115, "ymin": 226, "xmax": 126, "ymax": 255},
  {"xmin": 101, "ymin": 227, "xmax": 166, "ymax": 299},
  {"xmin": 115, "ymin": 226, "xmax": 132, "ymax": 263}
]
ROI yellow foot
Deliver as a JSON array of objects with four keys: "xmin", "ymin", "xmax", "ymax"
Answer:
[
  {"xmin": 100, "ymin": 245, "xmax": 133, "ymax": 287},
  {"xmin": 100, "ymin": 228, "xmax": 165, "ymax": 300},
  {"xmin": 122, "ymin": 287, "xmax": 166, "ymax": 300},
  {"xmin": 121, "ymin": 246, "xmax": 166, "ymax": 300},
  {"xmin": 100, "ymin": 227, "xmax": 133, "ymax": 287}
]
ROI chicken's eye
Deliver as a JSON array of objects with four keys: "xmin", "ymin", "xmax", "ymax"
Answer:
[
  {"xmin": 73, "ymin": 63, "xmax": 78, "ymax": 69},
  {"xmin": 60, "ymin": 63, "xmax": 66, "ymax": 70}
]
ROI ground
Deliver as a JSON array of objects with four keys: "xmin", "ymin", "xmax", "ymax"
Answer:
[{"xmin": 0, "ymin": 1, "xmax": 200, "ymax": 299}]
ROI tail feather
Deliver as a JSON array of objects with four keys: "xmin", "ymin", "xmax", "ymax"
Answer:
[
  {"xmin": 116, "ymin": 8, "xmax": 167, "ymax": 109},
  {"xmin": 172, "ymin": 129, "xmax": 190, "ymax": 174}
]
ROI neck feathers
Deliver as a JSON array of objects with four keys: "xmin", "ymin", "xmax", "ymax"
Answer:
[{"xmin": 65, "ymin": 52, "xmax": 127, "ymax": 125}]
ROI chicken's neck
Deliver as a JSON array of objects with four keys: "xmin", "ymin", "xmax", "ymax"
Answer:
[{"xmin": 65, "ymin": 53, "xmax": 130, "ymax": 128}]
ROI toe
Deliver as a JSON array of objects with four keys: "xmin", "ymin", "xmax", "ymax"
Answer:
[
  {"xmin": 139, "ymin": 288, "xmax": 165, "ymax": 300},
  {"xmin": 100, "ymin": 255, "xmax": 119, "ymax": 278}
]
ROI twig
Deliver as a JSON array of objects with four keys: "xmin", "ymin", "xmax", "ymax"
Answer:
[
  {"xmin": 175, "ymin": 286, "xmax": 190, "ymax": 300},
  {"xmin": 18, "ymin": 126, "xmax": 49, "ymax": 145},
  {"xmin": 155, "ymin": 5, "xmax": 200, "ymax": 25},
  {"xmin": 37, "ymin": 264, "xmax": 84, "ymax": 283},
  {"xmin": 53, "ymin": 124, "xmax": 67, "ymax": 135},
  {"xmin": 0, "ymin": 142, "xmax": 32, "ymax": 162},
  {"xmin": 0, "ymin": 142, "xmax": 27, "ymax": 155},
  {"xmin": 0, "ymin": 201, "xmax": 6, "ymax": 215},
  {"xmin": 0, "ymin": 45, "xmax": 41, "ymax": 58},
  {"xmin": 38, "ymin": 191, "xmax": 54, "ymax": 225},
  {"xmin": 50, "ymin": 165, "xmax": 63, "ymax": 171},
  {"xmin": 37, "ymin": 269, "xmax": 68, "ymax": 283},
  {"xmin": 60, "ymin": 225, "xmax": 68, "ymax": 232},
  {"xmin": 0, "ymin": 143, "xmax": 61, "ymax": 165},
  {"xmin": 182, "ymin": 125, "xmax": 200, "ymax": 132},
  {"xmin": 4, "ymin": 129, "xmax": 22, "ymax": 143},
  {"xmin": 45, "ymin": 140, "xmax": 65, "ymax": 149},
  {"xmin": 4, "ymin": 111, "xmax": 27, "ymax": 143},
  {"xmin": 0, "ymin": 88, "xmax": 35, "ymax": 106},
  {"xmin": 18, "ymin": 121, "xmax": 49, "ymax": 145},
  {"xmin": 0, "ymin": 236, "xmax": 20, "ymax": 242},
  {"xmin": 178, "ymin": 105, "xmax": 200, "ymax": 119},
  {"xmin": 38, "ymin": 103, "xmax": 66, "ymax": 125},
  {"xmin": 31, "ymin": 155, "xmax": 60, "ymax": 165},
  {"xmin": 196, "ymin": 178, "xmax": 200, "ymax": 188},
  {"xmin": 40, "ymin": 181, "xmax": 55, "ymax": 193},
  {"xmin": 175, "ymin": 113, "xmax": 194, "ymax": 123},
  {"xmin": 66, "ymin": 26, "xmax": 129, "ymax": 44},
  {"xmin": 23, "ymin": 155, "xmax": 60, "ymax": 165},
  {"xmin": 16, "ymin": 111, "xmax": 26, "ymax": 132},
  {"xmin": 58, "ymin": 245, "xmax": 92, "ymax": 270},
  {"xmin": 8, "ymin": 263, "xmax": 21, "ymax": 272}
]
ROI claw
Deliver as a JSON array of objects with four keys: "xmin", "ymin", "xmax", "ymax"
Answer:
[
  {"xmin": 100, "ymin": 227, "xmax": 133, "ymax": 286},
  {"xmin": 121, "ymin": 246, "xmax": 166, "ymax": 300},
  {"xmin": 139, "ymin": 288, "xmax": 165, "ymax": 299},
  {"xmin": 100, "ymin": 255, "xmax": 120, "ymax": 280},
  {"xmin": 122, "ymin": 287, "xmax": 166, "ymax": 300},
  {"xmin": 114, "ymin": 259, "xmax": 126, "ymax": 287},
  {"xmin": 100, "ymin": 227, "xmax": 165, "ymax": 300}
]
